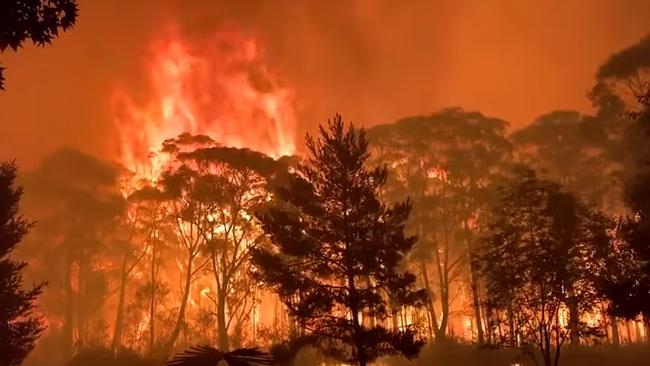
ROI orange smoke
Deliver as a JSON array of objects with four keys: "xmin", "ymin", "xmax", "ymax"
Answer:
[{"xmin": 111, "ymin": 25, "xmax": 297, "ymax": 179}]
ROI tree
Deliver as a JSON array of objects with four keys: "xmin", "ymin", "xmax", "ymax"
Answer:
[
  {"xmin": 0, "ymin": 161, "xmax": 46, "ymax": 366},
  {"xmin": 110, "ymin": 183, "xmax": 166, "ymax": 353},
  {"xmin": 478, "ymin": 167, "xmax": 610, "ymax": 366},
  {"xmin": 0, "ymin": 0, "xmax": 78, "ymax": 89},
  {"xmin": 163, "ymin": 134, "xmax": 289, "ymax": 351},
  {"xmin": 252, "ymin": 115, "xmax": 427, "ymax": 366},
  {"xmin": 511, "ymin": 110, "xmax": 620, "ymax": 211},
  {"xmin": 605, "ymin": 88, "xmax": 650, "ymax": 323},
  {"xmin": 581, "ymin": 34, "xmax": 650, "ymax": 335},
  {"xmin": 366, "ymin": 108, "xmax": 512, "ymax": 343},
  {"xmin": 156, "ymin": 133, "xmax": 289, "ymax": 355},
  {"xmin": 20, "ymin": 148, "xmax": 124, "ymax": 361}
]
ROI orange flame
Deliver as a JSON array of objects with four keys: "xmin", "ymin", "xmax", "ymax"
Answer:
[{"xmin": 112, "ymin": 25, "xmax": 297, "ymax": 179}]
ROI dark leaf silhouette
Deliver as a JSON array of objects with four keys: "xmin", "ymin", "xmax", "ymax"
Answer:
[
  {"xmin": 0, "ymin": 161, "xmax": 46, "ymax": 366},
  {"xmin": 0, "ymin": 0, "xmax": 78, "ymax": 89},
  {"xmin": 167, "ymin": 346, "xmax": 274, "ymax": 366}
]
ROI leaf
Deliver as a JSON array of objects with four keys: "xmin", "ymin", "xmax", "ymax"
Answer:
[{"xmin": 167, "ymin": 346, "xmax": 274, "ymax": 366}]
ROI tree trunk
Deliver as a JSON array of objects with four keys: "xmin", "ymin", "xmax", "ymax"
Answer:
[
  {"xmin": 610, "ymin": 314, "xmax": 620, "ymax": 346},
  {"xmin": 391, "ymin": 296, "xmax": 400, "ymax": 331},
  {"xmin": 438, "ymin": 282, "xmax": 449, "ymax": 341},
  {"xmin": 162, "ymin": 253, "xmax": 193, "ymax": 356},
  {"xmin": 464, "ymin": 220, "xmax": 485, "ymax": 344},
  {"xmin": 148, "ymin": 246, "xmax": 157, "ymax": 355},
  {"xmin": 362, "ymin": 276, "xmax": 376, "ymax": 328},
  {"xmin": 421, "ymin": 261, "xmax": 439, "ymax": 340},
  {"xmin": 111, "ymin": 256, "xmax": 129, "ymax": 352},
  {"xmin": 507, "ymin": 302, "xmax": 516, "ymax": 347},
  {"xmin": 433, "ymin": 246, "xmax": 449, "ymax": 342},
  {"xmin": 217, "ymin": 289, "xmax": 229, "ymax": 351},
  {"xmin": 351, "ymin": 292, "xmax": 366, "ymax": 366},
  {"xmin": 468, "ymin": 259, "xmax": 485, "ymax": 343},
  {"xmin": 567, "ymin": 296, "xmax": 579, "ymax": 346},
  {"xmin": 634, "ymin": 320, "xmax": 642, "ymax": 343},
  {"xmin": 63, "ymin": 253, "xmax": 75, "ymax": 361},
  {"xmin": 346, "ymin": 262, "xmax": 366, "ymax": 366}
]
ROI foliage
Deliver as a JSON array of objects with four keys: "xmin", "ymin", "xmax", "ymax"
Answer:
[
  {"xmin": 511, "ymin": 110, "xmax": 619, "ymax": 210},
  {"xmin": 605, "ymin": 88, "xmax": 650, "ymax": 321},
  {"xmin": 0, "ymin": 0, "xmax": 78, "ymax": 89},
  {"xmin": 478, "ymin": 167, "xmax": 611, "ymax": 366},
  {"xmin": 0, "ymin": 161, "xmax": 46, "ymax": 366},
  {"xmin": 252, "ymin": 115, "xmax": 428, "ymax": 366},
  {"xmin": 167, "ymin": 346, "xmax": 273, "ymax": 366}
]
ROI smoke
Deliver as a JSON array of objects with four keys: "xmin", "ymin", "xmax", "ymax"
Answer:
[{"xmin": 1, "ymin": 0, "xmax": 649, "ymax": 168}]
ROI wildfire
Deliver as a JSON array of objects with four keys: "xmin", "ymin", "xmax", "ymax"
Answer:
[{"xmin": 112, "ymin": 25, "xmax": 298, "ymax": 180}]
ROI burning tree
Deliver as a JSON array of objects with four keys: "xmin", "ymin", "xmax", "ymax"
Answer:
[
  {"xmin": 366, "ymin": 109, "xmax": 512, "ymax": 342},
  {"xmin": 111, "ymin": 183, "xmax": 168, "ymax": 353},
  {"xmin": 0, "ymin": 161, "xmax": 45, "ymax": 366},
  {"xmin": 252, "ymin": 115, "xmax": 428, "ymax": 366},
  {"xmin": 478, "ymin": 167, "xmax": 611, "ymax": 366},
  {"xmin": 142, "ymin": 133, "xmax": 291, "ymax": 355}
]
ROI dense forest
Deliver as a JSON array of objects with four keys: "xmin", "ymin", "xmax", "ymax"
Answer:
[{"xmin": 3, "ymin": 2, "xmax": 650, "ymax": 366}]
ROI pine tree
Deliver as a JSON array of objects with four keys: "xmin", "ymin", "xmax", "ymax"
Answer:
[
  {"xmin": 252, "ymin": 115, "xmax": 427, "ymax": 366},
  {"xmin": 0, "ymin": 161, "xmax": 45, "ymax": 366}
]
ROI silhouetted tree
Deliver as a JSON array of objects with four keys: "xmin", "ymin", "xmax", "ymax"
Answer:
[
  {"xmin": 0, "ymin": 161, "xmax": 45, "ymax": 366},
  {"xmin": 479, "ymin": 167, "xmax": 611, "ymax": 366},
  {"xmin": 21, "ymin": 148, "xmax": 124, "ymax": 361},
  {"xmin": 605, "ymin": 88, "xmax": 650, "ymax": 323},
  {"xmin": 0, "ymin": 0, "xmax": 78, "ymax": 89},
  {"xmin": 252, "ymin": 115, "xmax": 427, "ymax": 366},
  {"xmin": 575, "ymin": 33, "xmax": 650, "ymax": 338}
]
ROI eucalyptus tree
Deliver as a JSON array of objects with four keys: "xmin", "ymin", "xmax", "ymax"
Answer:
[
  {"xmin": 158, "ymin": 133, "xmax": 290, "ymax": 354},
  {"xmin": 366, "ymin": 108, "xmax": 512, "ymax": 342}
]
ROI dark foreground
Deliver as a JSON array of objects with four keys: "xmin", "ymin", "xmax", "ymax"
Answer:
[{"xmin": 62, "ymin": 343, "xmax": 650, "ymax": 366}]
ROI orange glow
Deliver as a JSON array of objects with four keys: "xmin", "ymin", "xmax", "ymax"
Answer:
[{"xmin": 112, "ymin": 25, "xmax": 297, "ymax": 180}]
